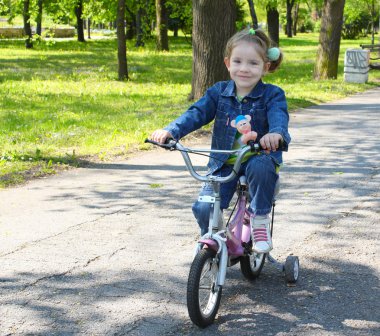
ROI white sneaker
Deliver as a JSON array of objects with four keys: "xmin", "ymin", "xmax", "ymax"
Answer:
[{"xmin": 250, "ymin": 216, "xmax": 272, "ymax": 253}]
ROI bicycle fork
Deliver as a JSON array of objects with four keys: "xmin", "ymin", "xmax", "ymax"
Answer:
[{"xmin": 195, "ymin": 180, "xmax": 229, "ymax": 286}]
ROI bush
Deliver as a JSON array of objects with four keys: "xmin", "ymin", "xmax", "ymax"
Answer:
[
  {"xmin": 301, "ymin": 18, "xmax": 315, "ymax": 33},
  {"xmin": 313, "ymin": 20, "xmax": 321, "ymax": 33},
  {"xmin": 342, "ymin": 12, "xmax": 371, "ymax": 39}
]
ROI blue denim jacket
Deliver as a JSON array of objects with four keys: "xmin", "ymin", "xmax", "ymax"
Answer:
[{"xmin": 164, "ymin": 80, "xmax": 291, "ymax": 173}]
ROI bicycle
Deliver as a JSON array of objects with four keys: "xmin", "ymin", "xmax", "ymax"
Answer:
[{"xmin": 145, "ymin": 138, "xmax": 300, "ymax": 328}]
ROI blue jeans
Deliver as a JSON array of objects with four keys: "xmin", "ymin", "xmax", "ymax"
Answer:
[{"xmin": 192, "ymin": 154, "xmax": 279, "ymax": 235}]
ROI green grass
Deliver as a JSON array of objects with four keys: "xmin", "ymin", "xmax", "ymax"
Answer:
[{"xmin": 0, "ymin": 33, "xmax": 379, "ymax": 188}]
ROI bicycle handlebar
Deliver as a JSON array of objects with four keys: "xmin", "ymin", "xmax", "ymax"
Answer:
[
  {"xmin": 145, "ymin": 138, "xmax": 283, "ymax": 184},
  {"xmin": 144, "ymin": 138, "xmax": 178, "ymax": 150}
]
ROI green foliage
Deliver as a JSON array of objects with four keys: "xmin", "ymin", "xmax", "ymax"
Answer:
[
  {"xmin": 44, "ymin": 0, "xmax": 73, "ymax": 25},
  {"xmin": 3, "ymin": 0, "xmax": 23, "ymax": 23},
  {"xmin": 0, "ymin": 33, "xmax": 379, "ymax": 188},
  {"xmin": 82, "ymin": 0, "xmax": 117, "ymax": 23},
  {"xmin": 166, "ymin": 0, "xmax": 192, "ymax": 34},
  {"xmin": 313, "ymin": 19, "xmax": 321, "ymax": 33},
  {"xmin": 0, "ymin": 1, "xmax": 10, "ymax": 16},
  {"xmin": 342, "ymin": 11, "xmax": 371, "ymax": 39},
  {"xmin": 296, "ymin": 7, "xmax": 315, "ymax": 33},
  {"xmin": 235, "ymin": 0, "xmax": 247, "ymax": 30},
  {"xmin": 343, "ymin": 0, "xmax": 379, "ymax": 39},
  {"xmin": 166, "ymin": 0, "xmax": 248, "ymax": 36}
]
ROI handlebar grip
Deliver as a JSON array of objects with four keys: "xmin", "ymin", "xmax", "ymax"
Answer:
[
  {"xmin": 278, "ymin": 139, "xmax": 288, "ymax": 151},
  {"xmin": 144, "ymin": 138, "xmax": 176, "ymax": 150},
  {"xmin": 247, "ymin": 139, "xmax": 288, "ymax": 152}
]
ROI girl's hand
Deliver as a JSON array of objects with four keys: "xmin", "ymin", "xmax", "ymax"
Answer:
[
  {"xmin": 150, "ymin": 129, "xmax": 173, "ymax": 144},
  {"xmin": 260, "ymin": 133, "xmax": 283, "ymax": 152}
]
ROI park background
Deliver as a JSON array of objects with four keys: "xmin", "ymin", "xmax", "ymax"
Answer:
[{"xmin": 0, "ymin": 0, "xmax": 379, "ymax": 188}]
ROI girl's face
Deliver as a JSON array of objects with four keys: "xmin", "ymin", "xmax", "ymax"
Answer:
[{"xmin": 224, "ymin": 41, "xmax": 270, "ymax": 97}]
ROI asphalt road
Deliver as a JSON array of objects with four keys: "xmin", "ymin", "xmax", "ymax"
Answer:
[{"xmin": 0, "ymin": 88, "xmax": 379, "ymax": 335}]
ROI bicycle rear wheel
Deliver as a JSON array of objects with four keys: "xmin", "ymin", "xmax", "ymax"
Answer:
[
  {"xmin": 187, "ymin": 248, "xmax": 222, "ymax": 328},
  {"xmin": 240, "ymin": 251, "xmax": 266, "ymax": 280}
]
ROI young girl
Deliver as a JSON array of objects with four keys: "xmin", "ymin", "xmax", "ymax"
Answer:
[{"xmin": 150, "ymin": 28, "xmax": 290, "ymax": 253}]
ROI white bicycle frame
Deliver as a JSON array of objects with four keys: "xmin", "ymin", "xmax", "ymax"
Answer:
[{"xmin": 174, "ymin": 141, "xmax": 260, "ymax": 286}]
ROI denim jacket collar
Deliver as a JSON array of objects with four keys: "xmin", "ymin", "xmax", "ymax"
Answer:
[{"xmin": 221, "ymin": 80, "xmax": 265, "ymax": 99}]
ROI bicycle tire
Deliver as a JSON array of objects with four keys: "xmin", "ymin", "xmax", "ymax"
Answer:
[
  {"xmin": 284, "ymin": 255, "xmax": 299, "ymax": 283},
  {"xmin": 240, "ymin": 251, "xmax": 266, "ymax": 280},
  {"xmin": 187, "ymin": 248, "xmax": 222, "ymax": 328}
]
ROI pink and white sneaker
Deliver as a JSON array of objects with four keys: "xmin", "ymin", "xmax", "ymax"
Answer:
[{"xmin": 250, "ymin": 216, "xmax": 272, "ymax": 253}]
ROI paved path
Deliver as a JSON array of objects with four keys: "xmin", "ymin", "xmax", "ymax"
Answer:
[{"xmin": 0, "ymin": 88, "xmax": 379, "ymax": 335}]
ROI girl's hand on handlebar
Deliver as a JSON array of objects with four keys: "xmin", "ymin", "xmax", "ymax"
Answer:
[
  {"xmin": 150, "ymin": 129, "xmax": 173, "ymax": 144},
  {"xmin": 260, "ymin": 133, "xmax": 283, "ymax": 152}
]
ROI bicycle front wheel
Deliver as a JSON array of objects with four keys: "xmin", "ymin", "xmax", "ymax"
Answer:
[{"xmin": 187, "ymin": 248, "xmax": 222, "ymax": 328}]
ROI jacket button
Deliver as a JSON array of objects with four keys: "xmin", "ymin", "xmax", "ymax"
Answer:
[{"xmin": 243, "ymin": 99, "xmax": 248, "ymax": 103}]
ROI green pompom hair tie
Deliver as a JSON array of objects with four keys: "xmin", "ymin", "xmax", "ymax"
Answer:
[
  {"xmin": 267, "ymin": 47, "xmax": 280, "ymax": 61},
  {"xmin": 248, "ymin": 28, "xmax": 280, "ymax": 61}
]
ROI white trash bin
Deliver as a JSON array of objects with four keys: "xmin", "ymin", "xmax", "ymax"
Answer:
[{"xmin": 344, "ymin": 49, "xmax": 370, "ymax": 83}]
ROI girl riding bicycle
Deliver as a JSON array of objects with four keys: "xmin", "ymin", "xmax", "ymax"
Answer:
[{"xmin": 150, "ymin": 28, "xmax": 290, "ymax": 254}]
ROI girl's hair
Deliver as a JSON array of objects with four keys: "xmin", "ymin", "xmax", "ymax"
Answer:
[{"xmin": 224, "ymin": 28, "xmax": 283, "ymax": 73}]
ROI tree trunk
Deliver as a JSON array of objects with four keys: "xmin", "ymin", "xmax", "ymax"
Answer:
[
  {"xmin": 23, "ymin": 0, "xmax": 33, "ymax": 48},
  {"xmin": 293, "ymin": 3, "xmax": 299, "ymax": 36},
  {"xmin": 125, "ymin": 4, "xmax": 136, "ymax": 40},
  {"xmin": 266, "ymin": 5, "xmax": 279, "ymax": 46},
  {"xmin": 314, "ymin": 0, "xmax": 345, "ymax": 80},
  {"xmin": 75, "ymin": 0, "xmax": 85, "ymax": 42},
  {"xmin": 370, "ymin": 0, "xmax": 375, "ymax": 44},
  {"xmin": 117, "ymin": 0, "xmax": 128, "ymax": 80},
  {"xmin": 247, "ymin": 0, "xmax": 258, "ymax": 29},
  {"xmin": 190, "ymin": 0, "xmax": 236, "ymax": 100},
  {"xmin": 156, "ymin": 0, "xmax": 169, "ymax": 51},
  {"xmin": 36, "ymin": 0, "xmax": 43, "ymax": 36},
  {"xmin": 286, "ymin": 0, "xmax": 295, "ymax": 37},
  {"xmin": 87, "ymin": 19, "xmax": 91, "ymax": 39},
  {"xmin": 135, "ymin": 7, "xmax": 145, "ymax": 46}
]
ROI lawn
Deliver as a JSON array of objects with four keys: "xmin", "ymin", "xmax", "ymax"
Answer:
[{"xmin": 0, "ymin": 33, "xmax": 379, "ymax": 188}]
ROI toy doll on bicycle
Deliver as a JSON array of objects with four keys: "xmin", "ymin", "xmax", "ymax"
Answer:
[{"xmin": 150, "ymin": 28, "xmax": 290, "ymax": 254}]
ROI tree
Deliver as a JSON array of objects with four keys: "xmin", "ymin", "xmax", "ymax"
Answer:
[
  {"xmin": 266, "ymin": 1, "xmax": 279, "ymax": 46},
  {"xmin": 285, "ymin": 0, "xmax": 296, "ymax": 37},
  {"xmin": 135, "ymin": 4, "xmax": 145, "ymax": 46},
  {"xmin": 116, "ymin": 0, "xmax": 128, "ymax": 80},
  {"xmin": 247, "ymin": 0, "xmax": 258, "ymax": 28},
  {"xmin": 86, "ymin": 18, "xmax": 91, "ymax": 39},
  {"xmin": 36, "ymin": 0, "xmax": 43, "ymax": 35},
  {"xmin": 369, "ymin": 0, "xmax": 377, "ymax": 44},
  {"xmin": 314, "ymin": 0, "xmax": 345, "ymax": 79},
  {"xmin": 123, "ymin": 2, "xmax": 135, "ymax": 39},
  {"xmin": 75, "ymin": 0, "xmax": 85, "ymax": 42},
  {"xmin": 156, "ymin": 0, "xmax": 169, "ymax": 51},
  {"xmin": 292, "ymin": 2, "xmax": 299, "ymax": 35},
  {"xmin": 23, "ymin": 0, "xmax": 33, "ymax": 48},
  {"xmin": 190, "ymin": 0, "xmax": 236, "ymax": 100}
]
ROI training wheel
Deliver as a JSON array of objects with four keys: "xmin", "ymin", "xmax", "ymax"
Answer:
[{"xmin": 284, "ymin": 256, "xmax": 299, "ymax": 283}]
